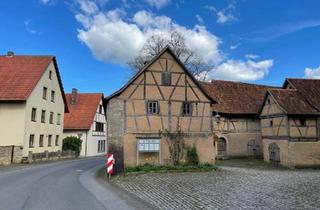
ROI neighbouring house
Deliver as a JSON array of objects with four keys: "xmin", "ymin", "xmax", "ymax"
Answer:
[
  {"xmin": 63, "ymin": 89, "xmax": 106, "ymax": 157},
  {"xmin": 0, "ymin": 52, "xmax": 68, "ymax": 165},
  {"xmin": 106, "ymin": 46, "xmax": 216, "ymax": 173},
  {"xmin": 260, "ymin": 78, "xmax": 320, "ymax": 167},
  {"xmin": 201, "ymin": 80, "xmax": 277, "ymax": 159}
]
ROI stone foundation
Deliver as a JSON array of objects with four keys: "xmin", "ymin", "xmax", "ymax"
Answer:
[{"xmin": 0, "ymin": 146, "xmax": 23, "ymax": 165}]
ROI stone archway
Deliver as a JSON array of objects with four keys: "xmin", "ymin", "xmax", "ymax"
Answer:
[
  {"xmin": 268, "ymin": 143, "xmax": 280, "ymax": 165},
  {"xmin": 217, "ymin": 137, "xmax": 227, "ymax": 159},
  {"xmin": 247, "ymin": 139, "xmax": 260, "ymax": 159}
]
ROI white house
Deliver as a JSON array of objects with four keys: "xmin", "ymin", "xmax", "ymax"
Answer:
[
  {"xmin": 63, "ymin": 89, "xmax": 107, "ymax": 157},
  {"xmin": 0, "ymin": 52, "xmax": 68, "ymax": 165}
]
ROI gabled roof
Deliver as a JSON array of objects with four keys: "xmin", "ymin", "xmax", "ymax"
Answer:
[
  {"xmin": 201, "ymin": 80, "xmax": 278, "ymax": 115},
  {"xmin": 105, "ymin": 46, "xmax": 215, "ymax": 103},
  {"xmin": 284, "ymin": 78, "xmax": 320, "ymax": 112},
  {"xmin": 64, "ymin": 93, "xmax": 103, "ymax": 130},
  {"xmin": 0, "ymin": 55, "xmax": 69, "ymax": 112},
  {"xmin": 267, "ymin": 89, "xmax": 319, "ymax": 115}
]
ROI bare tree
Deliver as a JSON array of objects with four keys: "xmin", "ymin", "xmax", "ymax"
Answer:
[{"xmin": 129, "ymin": 31, "xmax": 212, "ymax": 80}]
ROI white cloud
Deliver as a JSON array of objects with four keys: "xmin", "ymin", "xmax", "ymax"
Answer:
[
  {"xmin": 24, "ymin": 19, "xmax": 39, "ymax": 34},
  {"xmin": 195, "ymin": 14, "xmax": 204, "ymax": 25},
  {"xmin": 39, "ymin": 0, "xmax": 52, "ymax": 5},
  {"xmin": 76, "ymin": 9, "xmax": 221, "ymax": 65},
  {"xmin": 208, "ymin": 59, "xmax": 274, "ymax": 81},
  {"xmin": 75, "ymin": 4, "xmax": 273, "ymax": 82},
  {"xmin": 305, "ymin": 66, "xmax": 320, "ymax": 79},
  {"xmin": 146, "ymin": 0, "xmax": 170, "ymax": 9},
  {"xmin": 245, "ymin": 54, "xmax": 259, "ymax": 59},
  {"xmin": 77, "ymin": 0, "xmax": 99, "ymax": 15},
  {"xmin": 205, "ymin": 3, "xmax": 236, "ymax": 24}
]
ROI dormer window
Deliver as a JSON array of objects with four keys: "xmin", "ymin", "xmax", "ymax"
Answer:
[{"xmin": 161, "ymin": 72, "xmax": 171, "ymax": 86}]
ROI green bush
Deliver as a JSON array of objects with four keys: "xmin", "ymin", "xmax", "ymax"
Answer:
[
  {"xmin": 125, "ymin": 163, "xmax": 217, "ymax": 174},
  {"xmin": 186, "ymin": 145, "xmax": 199, "ymax": 165},
  {"xmin": 62, "ymin": 136, "xmax": 82, "ymax": 156}
]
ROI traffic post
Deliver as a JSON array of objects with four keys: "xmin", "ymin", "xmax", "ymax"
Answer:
[{"xmin": 106, "ymin": 153, "xmax": 115, "ymax": 179}]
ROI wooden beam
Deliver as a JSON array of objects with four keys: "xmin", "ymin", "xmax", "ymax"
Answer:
[
  {"xmin": 150, "ymin": 71, "xmax": 165, "ymax": 100},
  {"xmin": 169, "ymin": 74, "xmax": 182, "ymax": 100}
]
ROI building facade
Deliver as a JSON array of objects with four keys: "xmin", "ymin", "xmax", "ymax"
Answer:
[
  {"xmin": 106, "ymin": 47, "xmax": 216, "ymax": 172},
  {"xmin": 0, "ymin": 53, "xmax": 68, "ymax": 165},
  {"xmin": 260, "ymin": 79, "xmax": 320, "ymax": 167},
  {"xmin": 201, "ymin": 80, "xmax": 276, "ymax": 159},
  {"xmin": 63, "ymin": 90, "xmax": 107, "ymax": 157}
]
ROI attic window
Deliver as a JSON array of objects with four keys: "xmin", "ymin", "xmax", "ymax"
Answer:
[
  {"xmin": 161, "ymin": 72, "xmax": 171, "ymax": 86},
  {"xmin": 269, "ymin": 119, "xmax": 273, "ymax": 127},
  {"xmin": 267, "ymin": 98, "xmax": 271, "ymax": 104},
  {"xmin": 49, "ymin": 71, "xmax": 52, "ymax": 80}
]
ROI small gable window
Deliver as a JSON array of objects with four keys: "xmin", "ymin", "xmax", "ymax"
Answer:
[
  {"xmin": 182, "ymin": 102, "xmax": 193, "ymax": 116},
  {"xmin": 161, "ymin": 72, "xmax": 171, "ymax": 86},
  {"xmin": 147, "ymin": 101, "xmax": 159, "ymax": 115},
  {"xmin": 49, "ymin": 71, "xmax": 52, "ymax": 80},
  {"xmin": 43, "ymin": 87, "xmax": 47, "ymax": 100},
  {"xmin": 269, "ymin": 119, "xmax": 273, "ymax": 127}
]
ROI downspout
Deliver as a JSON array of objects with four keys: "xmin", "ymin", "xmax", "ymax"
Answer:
[{"xmin": 85, "ymin": 130, "xmax": 88, "ymax": 157}]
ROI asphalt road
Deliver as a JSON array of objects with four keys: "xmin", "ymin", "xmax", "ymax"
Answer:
[{"xmin": 0, "ymin": 157, "xmax": 153, "ymax": 210}]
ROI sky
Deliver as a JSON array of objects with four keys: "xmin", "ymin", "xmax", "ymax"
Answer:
[{"xmin": 1, "ymin": 0, "xmax": 320, "ymax": 96}]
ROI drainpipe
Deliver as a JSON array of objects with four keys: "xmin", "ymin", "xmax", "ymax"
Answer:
[{"xmin": 85, "ymin": 130, "xmax": 88, "ymax": 157}]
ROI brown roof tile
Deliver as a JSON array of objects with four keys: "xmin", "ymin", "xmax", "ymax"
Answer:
[
  {"xmin": 285, "ymin": 78, "xmax": 320, "ymax": 112},
  {"xmin": 64, "ymin": 93, "xmax": 103, "ymax": 130},
  {"xmin": 201, "ymin": 80, "xmax": 278, "ymax": 115},
  {"xmin": 268, "ymin": 89, "xmax": 319, "ymax": 115},
  {"xmin": 0, "ymin": 55, "xmax": 69, "ymax": 112}
]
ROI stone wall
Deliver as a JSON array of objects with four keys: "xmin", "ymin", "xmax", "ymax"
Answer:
[
  {"xmin": 106, "ymin": 98, "xmax": 125, "ymax": 173},
  {"xmin": 0, "ymin": 146, "xmax": 23, "ymax": 165},
  {"xmin": 27, "ymin": 150, "xmax": 76, "ymax": 163},
  {"xmin": 123, "ymin": 133, "xmax": 215, "ymax": 167}
]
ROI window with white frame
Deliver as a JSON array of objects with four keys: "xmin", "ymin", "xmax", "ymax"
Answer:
[
  {"xmin": 138, "ymin": 138, "xmax": 160, "ymax": 152},
  {"xmin": 147, "ymin": 101, "xmax": 159, "ymax": 115}
]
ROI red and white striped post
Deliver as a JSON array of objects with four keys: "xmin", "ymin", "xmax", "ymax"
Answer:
[{"xmin": 106, "ymin": 154, "xmax": 114, "ymax": 179}]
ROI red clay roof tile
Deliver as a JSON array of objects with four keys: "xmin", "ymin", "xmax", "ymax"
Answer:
[{"xmin": 64, "ymin": 93, "xmax": 103, "ymax": 130}]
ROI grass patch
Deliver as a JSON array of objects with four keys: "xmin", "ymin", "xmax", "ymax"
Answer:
[{"xmin": 125, "ymin": 163, "xmax": 218, "ymax": 175}]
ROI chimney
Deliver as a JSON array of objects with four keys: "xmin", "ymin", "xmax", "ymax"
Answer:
[
  {"xmin": 6, "ymin": 51, "xmax": 14, "ymax": 57},
  {"xmin": 71, "ymin": 88, "xmax": 78, "ymax": 105}
]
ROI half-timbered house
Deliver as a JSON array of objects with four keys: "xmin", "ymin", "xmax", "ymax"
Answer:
[
  {"xmin": 260, "ymin": 78, "xmax": 320, "ymax": 167},
  {"xmin": 201, "ymin": 80, "xmax": 277, "ymax": 159},
  {"xmin": 106, "ymin": 46, "xmax": 216, "ymax": 172}
]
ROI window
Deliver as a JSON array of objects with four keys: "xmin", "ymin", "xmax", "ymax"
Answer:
[
  {"xmin": 49, "ymin": 112, "xmax": 54, "ymax": 124},
  {"xmin": 269, "ymin": 119, "xmax": 273, "ymax": 127},
  {"xmin": 57, "ymin": 113, "xmax": 61, "ymax": 125},
  {"xmin": 138, "ymin": 139, "xmax": 160, "ymax": 152},
  {"xmin": 49, "ymin": 70, "xmax": 52, "ymax": 79},
  {"xmin": 48, "ymin": 135, "xmax": 52, "ymax": 146},
  {"xmin": 98, "ymin": 140, "xmax": 106, "ymax": 153},
  {"xmin": 51, "ymin": 90, "xmax": 55, "ymax": 102},
  {"xmin": 31, "ymin": 108, "xmax": 37, "ymax": 122},
  {"xmin": 267, "ymin": 98, "xmax": 270, "ymax": 104},
  {"xmin": 299, "ymin": 118, "xmax": 306, "ymax": 126},
  {"xmin": 29, "ymin": 135, "xmax": 35, "ymax": 148},
  {"xmin": 161, "ymin": 72, "xmax": 171, "ymax": 86},
  {"xmin": 39, "ymin": 135, "xmax": 44, "ymax": 147},
  {"xmin": 147, "ymin": 101, "xmax": 159, "ymax": 115},
  {"xmin": 43, "ymin": 87, "xmax": 47, "ymax": 100},
  {"xmin": 95, "ymin": 122, "xmax": 104, "ymax": 132},
  {"xmin": 41, "ymin": 110, "xmax": 46, "ymax": 123},
  {"xmin": 182, "ymin": 102, "xmax": 193, "ymax": 116},
  {"xmin": 99, "ymin": 105, "xmax": 103, "ymax": 114},
  {"xmin": 55, "ymin": 135, "xmax": 59, "ymax": 146}
]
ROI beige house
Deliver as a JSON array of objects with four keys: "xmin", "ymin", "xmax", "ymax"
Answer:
[
  {"xmin": 0, "ymin": 53, "xmax": 68, "ymax": 165},
  {"xmin": 63, "ymin": 89, "xmax": 107, "ymax": 157},
  {"xmin": 201, "ymin": 80, "xmax": 276, "ymax": 159},
  {"xmin": 260, "ymin": 78, "xmax": 320, "ymax": 167},
  {"xmin": 106, "ymin": 47, "xmax": 216, "ymax": 172}
]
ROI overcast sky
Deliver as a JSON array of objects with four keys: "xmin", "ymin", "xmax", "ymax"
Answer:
[{"xmin": 1, "ymin": 0, "xmax": 320, "ymax": 95}]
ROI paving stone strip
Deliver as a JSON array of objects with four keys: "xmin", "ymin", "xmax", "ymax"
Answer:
[{"xmin": 112, "ymin": 167, "xmax": 320, "ymax": 210}]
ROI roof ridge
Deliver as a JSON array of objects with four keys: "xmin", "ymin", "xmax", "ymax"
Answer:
[{"xmin": 210, "ymin": 79, "xmax": 280, "ymax": 88}]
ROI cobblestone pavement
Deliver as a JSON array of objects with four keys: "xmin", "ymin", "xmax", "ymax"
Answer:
[{"xmin": 112, "ymin": 167, "xmax": 320, "ymax": 210}]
